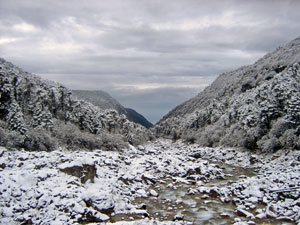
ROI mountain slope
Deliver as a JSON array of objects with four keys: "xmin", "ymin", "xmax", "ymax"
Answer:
[
  {"xmin": 72, "ymin": 90, "xmax": 153, "ymax": 128},
  {"xmin": 125, "ymin": 108, "xmax": 153, "ymax": 128},
  {"xmin": 155, "ymin": 36, "xmax": 300, "ymax": 152},
  {"xmin": 0, "ymin": 58, "xmax": 152, "ymax": 151}
]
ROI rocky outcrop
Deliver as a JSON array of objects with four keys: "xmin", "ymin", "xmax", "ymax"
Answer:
[
  {"xmin": 154, "ymin": 36, "xmax": 300, "ymax": 152},
  {"xmin": 60, "ymin": 164, "xmax": 97, "ymax": 184}
]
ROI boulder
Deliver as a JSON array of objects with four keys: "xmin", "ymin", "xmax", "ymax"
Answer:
[{"xmin": 60, "ymin": 164, "xmax": 97, "ymax": 184}]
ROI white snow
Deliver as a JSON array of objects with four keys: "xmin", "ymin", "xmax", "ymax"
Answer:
[
  {"xmin": 0, "ymin": 139, "xmax": 299, "ymax": 224},
  {"xmin": 149, "ymin": 189, "xmax": 158, "ymax": 197}
]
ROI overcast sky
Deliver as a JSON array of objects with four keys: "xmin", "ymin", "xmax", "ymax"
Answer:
[{"xmin": 1, "ymin": 0, "xmax": 300, "ymax": 123}]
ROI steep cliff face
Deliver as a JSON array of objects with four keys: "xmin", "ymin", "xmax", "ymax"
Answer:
[
  {"xmin": 154, "ymin": 36, "xmax": 300, "ymax": 152},
  {"xmin": 72, "ymin": 90, "xmax": 153, "ymax": 128},
  {"xmin": 0, "ymin": 58, "xmax": 152, "ymax": 151}
]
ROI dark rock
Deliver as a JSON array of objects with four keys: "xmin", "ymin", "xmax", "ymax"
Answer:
[
  {"xmin": 220, "ymin": 212, "xmax": 230, "ymax": 218},
  {"xmin": 199, "ymin": 187, "xmax": 220, "ymax": 197},
  {"xmin": 266, "ymin": 205, "xmax": 277, "ymax": 218},
  {"xmin": 83, "ymin": 194, "xmax": 115, "ymax": 216},
  {"xmin": 189, "ymin": 152, "xmax": 204, "ymax": 159},
  {"xmin": 60, "ymin": 164, "xmax": 97, "ymax": 184},
  {"xmin": 208, "ymin": 189, "xmax": 220, "ymax": 198},
  {"xmin": 249, "ymin": 155, "xmax": 258, "ymax": 165},
  {"xmin": 221, "ymin": 197, "xmax": 231, "ymax": 203},
  {"xmin": 232, "ymin": 198, "xmax": 242, "ymax": 205},
  {"xmin": 141, "ymin": 174, "xmax": 156, "ymax": 184},
  {"xmin": 173, "ymin": 214, "xmax": 184, "ymax": 221},
  {"xmin": 118, "ymin": 177, "xmax": 131, "ymax": 185},
  {"xmin": 183, "ymin": 167, "xmax": 202, "ymax": 177},
  {"xmin": 18, "ymin": 157, "xmax": 28, "ymax": 161},
  {"xmin": 236, "ymin": 208, "xmax": 255, "ymax": 218},
  {"xmin": 66, "ymin": 181, "xmax": 81, "ymax": 186},
  {"xmin": 136, "ymin": 204, "xmax": 147, "ymax": 210},
  {"xmin": 19, "ymin": 219, "xmax": 33, "ymax": 225},
  {"xmin": 265, "ymin": 75, "xmax": 273, "ymax": 80},
  {"xmin": 84, "ymin": 209, "xmax": 109, "ymax": 222},
  {"xmin": 34, "ymin": 164, "xmax": 46, "ymax": 169}
]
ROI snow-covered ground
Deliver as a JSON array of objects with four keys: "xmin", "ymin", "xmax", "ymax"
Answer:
[{"xmin": 0, "ymin": 140, "xmax": 299, "ymax": 225}]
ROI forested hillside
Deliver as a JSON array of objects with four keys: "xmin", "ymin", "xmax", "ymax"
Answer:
[
  {"xmin": 0, "ymin": 58, "xmax": 152, "ymax": 151},
  {"xmin": 155, "ymin": 36, "xmax": 300, "ymax": 152}
]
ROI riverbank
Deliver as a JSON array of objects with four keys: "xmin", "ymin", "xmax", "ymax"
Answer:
[{"xmin": 0, "ymin": 140, "xmax": 299, "ymax": 224}]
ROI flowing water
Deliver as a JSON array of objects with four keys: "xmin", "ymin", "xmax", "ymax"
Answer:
[{"xmin": 110, "ymin": 162, "xmax": 295, "ymax": 225}]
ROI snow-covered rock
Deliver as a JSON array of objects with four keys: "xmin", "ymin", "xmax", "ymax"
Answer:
[
  {"xmin": 1, "ymin": 139, "xmax": 299, "ymax": 224},
  {"xmin": 149, "ymin": 189, "xmax": 159, "ymax": 197}
]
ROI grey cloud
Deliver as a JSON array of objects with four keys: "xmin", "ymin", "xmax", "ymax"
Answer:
[
  {"xmin": 1, "ymin": 0, "xmax": 300, "ymax": 122},
  {"xmin": 109, "ymin": 87, "xmax": 202, "ymax": 123},
  {"xmin": 99, "ymin": 26, "xmax": 192, "ymax": 53}
]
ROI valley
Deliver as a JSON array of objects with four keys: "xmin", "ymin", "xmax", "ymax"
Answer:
[{"xmin": 1, "ymin": 32, "xmax": 300, "ymax": 225}]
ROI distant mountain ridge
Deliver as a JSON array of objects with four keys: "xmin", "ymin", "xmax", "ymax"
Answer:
[
  {"xmin": 154, "ymin": 36, "xmax": 300, "ymax": 152},
  {"xmin": 72, "ymin": 90, "xmax": 153, "ymax": 128},
  {"xmin": 0, "ymin": 58, "xmax": 152, "ymax": 151}
]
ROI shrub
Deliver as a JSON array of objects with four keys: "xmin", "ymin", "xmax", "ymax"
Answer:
[
  {"xmin": 25, "ymin": 128, "xmax": 57, "ymax": 151},
  {"xmin": 52, "ymin": 120, "xmax": 127, "ymax": 151},
  {"xmin": 220, "ymin": 125, "xmax": 247, "ymax": 148},
  {"xmin": 196, "ymin": 125, "xmax": 224, "ymax": 147},
  {"xmin": 0, "ymin": 126, "xmax": 8, "ymax": 146},
  {"xmin": 99, "ymin": 133, "xmax": 128, "ymax": 151},
  {"xmin": 257, "ymin": 136, "xmax": 281, "ymax": 153},
  {"xmin": 6, "ymin": 131, "xmax": 26, "ymax": 150},
  {"xmin": 240, "ymin": 135, "xmax": 258, "ymax": 150},
  {"xmin": 279, "ymin": 129, "xmax": 300, "ymax": 150},
  {"xmin": 270, "ymin": 118, "xmax": 291, "ymax": 138}
]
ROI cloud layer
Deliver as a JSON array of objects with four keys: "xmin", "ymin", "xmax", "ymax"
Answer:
[{"xmin": 1, "ymin": 0, "xmax": 300, "ymax": 123}]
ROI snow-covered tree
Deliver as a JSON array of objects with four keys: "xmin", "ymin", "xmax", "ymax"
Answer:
[{"xmin": 0, "ymin": 58, "xmax": 152, "ymax": 151}]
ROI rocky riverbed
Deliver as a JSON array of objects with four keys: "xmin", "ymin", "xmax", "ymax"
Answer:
[{"xmin": 0, "ymin": 139, "xmax": 299, "ymax": 224}]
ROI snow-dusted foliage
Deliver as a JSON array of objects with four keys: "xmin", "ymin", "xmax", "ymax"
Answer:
[
  {"xmin": 155, "ymin": 36, "xmax": 300, "ymax": 152},
  {"xmin": 0, "ymin": 58, "xmax": 152, "ymax": 151}
]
